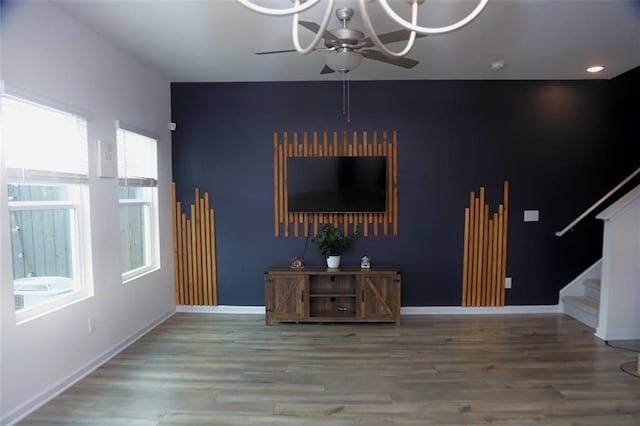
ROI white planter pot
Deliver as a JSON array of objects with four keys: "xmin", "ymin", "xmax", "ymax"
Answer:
[{"xmin": 326, "ymin": 256, "xmax": 341, "ymax": 269}]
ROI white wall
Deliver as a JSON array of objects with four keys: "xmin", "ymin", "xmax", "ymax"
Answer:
[
  {"xmin": 0, "ymin": 2, "xmax": 174, "ymax": 422},
  {"xmin": 596, "ymin": 184, "xmax": 640, "ymax": 341}
]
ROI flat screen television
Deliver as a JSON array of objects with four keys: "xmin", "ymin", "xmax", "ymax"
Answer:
[{"xmin": 287, "ymin": 156, "xmax": 387, "ymax": 213}]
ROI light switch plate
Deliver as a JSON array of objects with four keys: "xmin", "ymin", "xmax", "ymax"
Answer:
[
  {"xmin": 524, "ymin": 210, "xmax": 539, "ymax": 222},
  {"xmin": 97, "ymin": 139, "xmax": 115, "ymax": 178}
]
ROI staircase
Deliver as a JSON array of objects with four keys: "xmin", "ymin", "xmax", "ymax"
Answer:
[
  {"xmin": 557, "ymin": 178, "xmax": 640, "ymax": 340},
  {"xmin": 561, "ymin": 278, "xmax": 600, "ymax": 329}
]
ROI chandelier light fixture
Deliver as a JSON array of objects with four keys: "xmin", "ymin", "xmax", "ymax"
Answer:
[{"xmin": 237, "ymin": 0, "xmax": 489, "ymax": 59}]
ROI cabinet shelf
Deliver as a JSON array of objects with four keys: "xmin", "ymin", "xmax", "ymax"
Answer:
[
  {"xmin": 309, "ymin": 294, "xmax": 357, "ymax": 298},
  {"xmin": 265, "ymin": 267, "xmax": 401, "ymax": 325}
]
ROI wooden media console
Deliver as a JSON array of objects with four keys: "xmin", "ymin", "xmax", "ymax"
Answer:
[{"xmin": 264, "ymin": 267, "xmax": 401, "ymax": 325}]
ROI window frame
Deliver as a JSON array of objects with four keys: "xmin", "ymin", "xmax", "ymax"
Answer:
[
  {"xmin": 7, "ymin": 183, "xmax": 92, "ymax": 322},
  {"xmin": 2, "ymin": 93, "xmax": 93, "ymax": 322},
  {"xmin": 119, "ymin": 188, "xmax": 159, "ymax": 282},
  {"xmin": 116, "ymin": 126, "xmax": 160, "ymax": 283}
]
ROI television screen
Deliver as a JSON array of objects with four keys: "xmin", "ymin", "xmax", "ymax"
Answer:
[{"xmin": 287, "ymin": 156, "xmax": 387, "ymax": 213}]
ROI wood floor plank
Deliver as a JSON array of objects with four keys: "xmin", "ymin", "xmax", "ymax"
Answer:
[{"xmin": 19, "ymin": 313, "xmax": 640, "ymax": 425}]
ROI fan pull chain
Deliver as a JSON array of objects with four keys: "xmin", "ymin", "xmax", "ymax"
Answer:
[
  {"xmin": 341, "ymin": 72, "xmax": 352, "ymax": 123},
  {"xmin": 347, "ymin": 73, "xmax": 351, "ymax": 123},
  {"xmin": 342, "ymin": 73, "xmax": 346, "ymax": 116}
]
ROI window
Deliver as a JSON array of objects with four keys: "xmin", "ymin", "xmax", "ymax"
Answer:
[
  {"xmin": 2, "ymin": 94, "xmax": 92, "ymax": 319},
  {"xmin": 117, "ymin": 127, "xmax": 159, "ymax": 281}
]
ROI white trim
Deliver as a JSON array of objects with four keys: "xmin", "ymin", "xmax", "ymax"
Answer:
[
  {"xmin": 8, "ymin": 200, "xmax": 78, "ymax": 211},
  {"xmin": 8, "ymin": 169, "xmax": 89, "ymax": 184},
  {"xmin": 176, "ymin": 305, "xmax": 265, "ymax": 314},
  {"xmin": 175, "ymin": 305, "xmax": 561, "ymax": 315},
  {"xmin": 115, "ymin": 119, "xmax": 160, "ymax": 143},
  {"xmin": 595, "ymin": 328, "xmax": 640, "ymax": 341},
  {"xmin": 2, "ymin": 83, "xmax": 93, "ymax": 121},
  {"xmin": 596, "ymin": 183, "xmax": 640, "ymax": 222},
  {"xmin": 401, "ymin": 305, "xmax": 561, "ymax": 315},
  {"xmin": 0, "ymin": 309, "xmax": 175, "ymax": 426}
]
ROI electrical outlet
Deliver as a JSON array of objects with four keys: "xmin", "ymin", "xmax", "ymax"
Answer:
[
  {"xmin": 505, "ymin": 277, "xmax": 512, "ymax": 289},
  {"xmin": 88, "ymin": 316, "xmax": 96, "ymax": 334}
]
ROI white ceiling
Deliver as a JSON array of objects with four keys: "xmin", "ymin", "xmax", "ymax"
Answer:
[{"xmin": 54, "ymin": 0, "xmax": 640, "ymax": 82}]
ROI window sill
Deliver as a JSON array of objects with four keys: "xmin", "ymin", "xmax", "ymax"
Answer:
[
  {"xmin": 16, "ymin": 291, "xmax": 93, "ymax": 325},
  {"xmin": 122, "ymin": 265, "xmax": 160, "ymax": 285}
]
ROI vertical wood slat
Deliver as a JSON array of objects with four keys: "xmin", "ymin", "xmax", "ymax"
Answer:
[
  {"xmin": 186, "ymin": 218, "xmax": 193, "ymax": 305},
  {"xmin": 472, "ymin": 197, "xmax": 480, "ymax": 306},
  {"xmin": 284, "ymin": 132, "xmax": 290, "ymax": 237},
  {"xmin": 190, "ymin": 204, "xmax": 199, "ymax": 305},
  {"xmin": 461, "ymin": 207, "xmax": 470, "ymax": 307},
  {"xmin": 392, "ymin": 131, "xmax": 398, "ymax": 236},
  {"xmin": 469, "ymin": 192, "xmax": 476, "ymax": 307},
  {"xmin": 210, "ymin": 207, "xmax": 218, "ymax": 306},
  {"xmin": 293, "ymin": 133, "xmax": 300, "ymax": 238},
  {"xmin": 491, "ymin": 212, "xmax": 499, "ymax": 306},
  {"xmin": 500, "ymin": 180, "xmax": 510, "ymax": 306},
  {"xmin": 200, "ymin": 196, "xmax": 208, "ymax": 305},
  {"xmin": 273, "ymin": 134, "xmax": 279, "ymax": 236},
  {"xmin": 196, "ymin": 189, "xmax": 204, "ymax": 305},
  {"xmin": 482, "ymin": 204, "xmax": 491, "ymax": 306},
  {"xmin": 476, "ymin": 188, "xmax": 485, "ymax": 306},
  {"xmin": 303, "ymin": 133, "xmax": 309, "ymax": 236},
  {"xmin": 171, "ymin": 183, "xmax": 179, "ymax": 304},
  {"xmin": 486, "ymin": 217, "xmax": 494, "ymax": 307},
  {"xmin": 172, "ymin": 184, "xmax": 218, "ymax": 306},
  {"xmin": 461, "ymin": 182, "xmax": 509, "ymax": 306},
  {"xmin": 176, "ymin": 202, "xmax": 184, "ymax": 305},
  {"xmin": 497, "ymin": 205, "xmax": 504, "ymax": 306},
  {"xmin": 204, "ymin": 192, "xmax": 212, "ymax": 305},
  {"xmin": 181, "ymin": 213, "xmax": 187, "ymax": 304},
  {"xmin": 483, "ymin": 205, "xmax": 490, "ymax": 306}
]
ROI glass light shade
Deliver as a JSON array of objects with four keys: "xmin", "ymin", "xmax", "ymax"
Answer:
[{"xmin": 326, "ymin": 50, "xmax": 364, "ymax": 72}]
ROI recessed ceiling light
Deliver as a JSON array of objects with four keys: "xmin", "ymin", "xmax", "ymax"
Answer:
[
  {"xmin": 586, "ymin": 65, "xmax": 604, "ymax": 73},
  {"xmin": 490, "ymin": 61, "xmax": 505, "ymax": 71}
]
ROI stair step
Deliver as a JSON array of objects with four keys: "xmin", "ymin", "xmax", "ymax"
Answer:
[
  {"xmin": 562, "ymin": 295, "xmax": 599, "ymax": 329},
  {"xmin": 583, "ymin": 278, "xmax": 601, "ymax": 301}
]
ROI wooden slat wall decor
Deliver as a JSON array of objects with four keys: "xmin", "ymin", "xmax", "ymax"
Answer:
[
  {"xmin": 171, "ymin": 183, "xmax": 218, "ymax": 306},
  {"xmin": 273, "ymin": 130, "xmax": 399, "ymax": 237},
  {"xmin": 461, "ymin": 181, "xmax": 509, "ymax": 307}
]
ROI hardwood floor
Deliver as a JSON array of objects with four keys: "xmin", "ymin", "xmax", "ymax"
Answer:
[{"xmin": 22, "ymin": 313, "xmax": 640, "ymax": 425}]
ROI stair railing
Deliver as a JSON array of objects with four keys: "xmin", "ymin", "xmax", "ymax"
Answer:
[{"xmin": 555, "ymin": 167, "xmax": 640, "ymax": 237}]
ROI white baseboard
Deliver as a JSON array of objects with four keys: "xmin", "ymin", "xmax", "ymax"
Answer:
[
  {"xmin": 176, "ymin": 305, "xmax": 265, "ymax": 314},
  {"xmin": 595, "ymin": 328, "xmax": 640, "ymax": 341},
  {"xmin": 401, "ymin": 305, "xmax": 560, "ymax": 315},
  {"xmin": 175, "ymin": 305, "xmax": 561, "ymax": 315},
  {"xmin": 1, "ymin": 308, "xmax": 175, "ymax": 426}
]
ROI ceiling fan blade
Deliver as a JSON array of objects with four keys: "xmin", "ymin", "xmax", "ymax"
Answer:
[
  {"xmin": 256, "ymin": 47, "xmax": 335, "ymax": 55},
  {"xmin": 255, "ymin": 49, "xmax": 299, "ymax": 55},
  {"xmin": 360, "ymin": 49, "xmax": 419, "ymax": 69},
  {"xmin": 362, "ymin": 30, "xmax": 427, "ymax": 48},
  {"xmin": 299, "ymin": 20, "xmax": 338, "ymax": 44},
  {"xmin": 320, "ymin": 65, "xmax": 335, "ymax": 75}
]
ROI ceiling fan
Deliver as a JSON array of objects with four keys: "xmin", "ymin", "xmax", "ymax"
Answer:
[{"xmin": 256, "ymin": 7, "xmax": 425, "ymax": 74}]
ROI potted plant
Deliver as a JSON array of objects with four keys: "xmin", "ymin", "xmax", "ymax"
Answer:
[{"xmin": 312, "ymin": 224, "xmax": 359, "ymax": 269}]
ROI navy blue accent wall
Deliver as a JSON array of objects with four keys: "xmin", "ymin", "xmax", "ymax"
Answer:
[{"xmin": 171, "ymin": 69, "xmax": 639, "ymax": 306}]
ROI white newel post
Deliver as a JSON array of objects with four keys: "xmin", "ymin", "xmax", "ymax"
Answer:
[{"xmin": 595, "ymin": 184, "xmax": 640, "ymax": 341}]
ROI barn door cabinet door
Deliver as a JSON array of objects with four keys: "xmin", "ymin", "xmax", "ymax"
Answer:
[
  {"xmin": 264, "ymin": 273, "xmax": 308, "ymax": 325},
  {"xmin": 358, "ymin": 273, "xmax": 401, "ymax": 325}
]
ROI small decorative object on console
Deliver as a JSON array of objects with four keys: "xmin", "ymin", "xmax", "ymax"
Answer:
[
  {"xmin": 290, "ymin": 256, "xmax": 304, "ymax": 269},
  {"xmin": 361, "ymin": 255, "xmax": 370, "ymax": 269}
]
